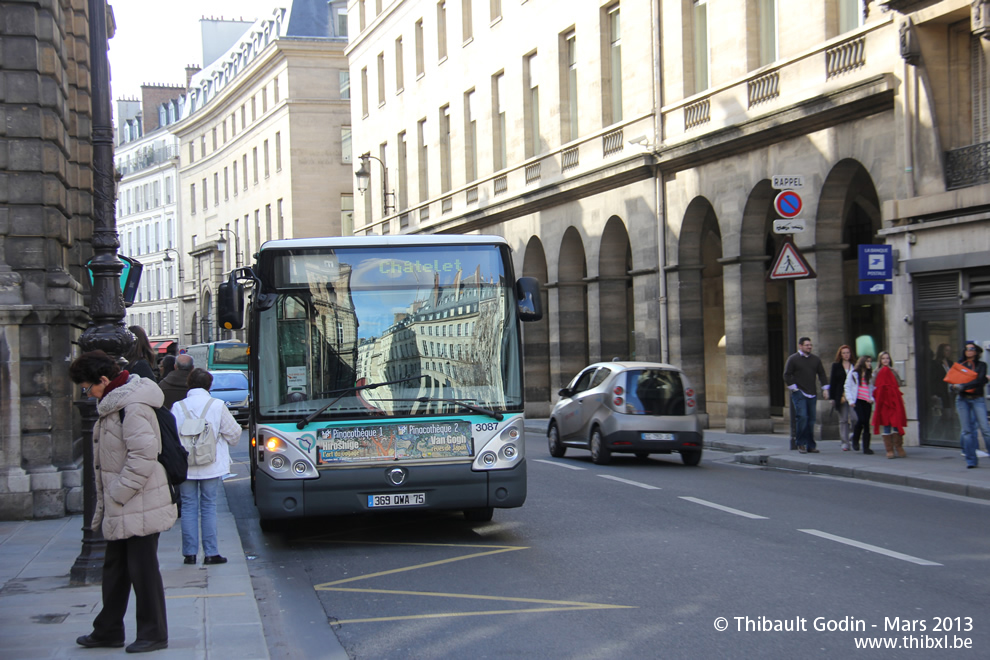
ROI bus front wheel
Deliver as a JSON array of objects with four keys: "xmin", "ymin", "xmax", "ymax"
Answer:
[{"xmin": 463, "ymin": 507, "xmax": 494, "ymax": 522}]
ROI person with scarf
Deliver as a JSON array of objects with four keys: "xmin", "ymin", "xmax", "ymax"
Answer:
[{"xmin": 69, "ymin": 350, "xmax": 175, "ymax": 653}]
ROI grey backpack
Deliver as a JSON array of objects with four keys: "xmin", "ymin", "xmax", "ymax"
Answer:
[{"xmin": 177, "ymin": 399, "xmax": 218, "ymax": 466}]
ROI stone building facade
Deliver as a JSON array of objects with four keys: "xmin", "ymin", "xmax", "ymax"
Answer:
[
  {"xmin": 0, "ymin": 0, "xmax": 101, "ymax": 518},
  {"xmin": 172, "ymin": 0, "xmax": 354, "ymax": 345},
  {"xmin": 349, "ymin": 0, "xmax": 989, "ymax": 442},
  {"xmin": 115, "ymin": 88, "xmax": 185, "ymax": 349}
]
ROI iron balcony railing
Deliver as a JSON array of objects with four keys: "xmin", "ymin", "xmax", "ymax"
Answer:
[{"xmin": 117, "ymin": 145, "xmax": 180, "ymax": 177}]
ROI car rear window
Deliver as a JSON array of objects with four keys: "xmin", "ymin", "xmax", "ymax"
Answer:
[{"xmin": 622, "ymin": 369, "xmax": 685, "ymax": 416}]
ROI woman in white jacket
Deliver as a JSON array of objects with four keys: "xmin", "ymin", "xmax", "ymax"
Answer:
[
  {"xmin": 845, "ymin": 356, "xmax": 875, "ymax": 455},
  {"xmin": 171, "ymin": 368, "xmax": 242, "ymax": 565}
]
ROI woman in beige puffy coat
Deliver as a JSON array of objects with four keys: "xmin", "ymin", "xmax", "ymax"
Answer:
[{"xmin": 69, "ymin": 350, "xmax": 176, "ymax": 653}]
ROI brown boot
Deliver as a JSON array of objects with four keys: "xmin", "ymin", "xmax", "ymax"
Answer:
[
  {"xmin": 883, "ymin": 435, "xmax": 895, "ymax": 459},
  {"xmin": 894, "ymin": 434, "xmax": 907, "ymax": 458}
]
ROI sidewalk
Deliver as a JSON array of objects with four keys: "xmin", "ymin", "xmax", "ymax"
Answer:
[
  {"xmin": 0, "ymin": 486, "xmax": 269, "ymax": 659},
  {"xmin": 525, "ymin": 419, "xmax": 990, "ymax": 501}
]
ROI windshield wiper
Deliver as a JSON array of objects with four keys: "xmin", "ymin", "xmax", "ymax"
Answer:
[
  {"xmin": 296, "ymin": 375, "xmax": 425, "ymax": 429},
  {"xmin": 412, "ymin": 396, "xmax": 503, "ymax": 421}
]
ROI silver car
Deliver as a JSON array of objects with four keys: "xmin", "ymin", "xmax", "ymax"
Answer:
[
  {"xmin": 208, "ymin": 370, "xmax": 249, "ymax": 427},
  {"xmin": 547, "ymin": 362, "xmax": 703, "ymax": 466}
]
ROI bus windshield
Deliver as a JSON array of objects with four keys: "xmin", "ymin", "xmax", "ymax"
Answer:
[{"xmin": 254, "ymin": 244, "xmax": 522, "ymax": 420}]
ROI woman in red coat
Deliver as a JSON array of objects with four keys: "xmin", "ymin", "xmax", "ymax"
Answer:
[{"xmin": 872, "ymin": 351, "xmax": 908, "ymax": 458}]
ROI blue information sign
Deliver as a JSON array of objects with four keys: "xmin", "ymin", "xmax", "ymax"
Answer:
[
  {"xmin": 858, "ymin": 280, "xmax": 892, "ymax": 295},
  {"xmin": 858, "ymin": 245, "xmax": 893, "ymax": 280}
]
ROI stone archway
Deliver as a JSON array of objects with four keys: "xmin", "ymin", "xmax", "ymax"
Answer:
[
  {"xmin": 816, "ymin": 159, "xmax": 884, "ymax": 358},
  {"xmin": 719, "ymin": 181, "xmax": 776, "ymax": 432},
  {"xmin": 674, "ymin": 197, "xmax": 724, "ymax": 427},
  {"xmin": 556, "ymin": 228, "xmax": 589, "ymax": 388},
  {"xmin": 599, "ymin": 217, "xmax": 633, "ymax": 361},
  {"xmin": 201, "ymin": 289, "xmax": 214, "ymax": 343},
  {"xmin": 523, "ymin": 237, "xmax": 551, "ymax": 415}
]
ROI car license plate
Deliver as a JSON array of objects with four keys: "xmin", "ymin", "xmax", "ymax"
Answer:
[
  {"xmin": 368, "ymin": 493, "xmax": 425, "ymax": 508},
  {"xmin": 642, "ymin": 432, "xmax": 674, "ymax": 441}
]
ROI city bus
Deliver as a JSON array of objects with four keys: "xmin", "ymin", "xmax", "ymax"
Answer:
[
  {"xmin": 183, "ymin": 341, "xmax": 249, "ymax": 371},
  {"xmin": 217, "ymin": 235, "xmax": 542, "ymax": 529}
]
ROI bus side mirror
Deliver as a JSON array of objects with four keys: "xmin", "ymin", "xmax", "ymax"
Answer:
[
  {"xmin": 218, "ymin": 276, "xmax": 245, "ymax": 330},
  {"xmin": 516, "ymin": 277, "xmax": 543, "ymax": 322}
]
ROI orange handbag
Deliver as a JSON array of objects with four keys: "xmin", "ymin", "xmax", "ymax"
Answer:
[{"xmin": 943, "ymin": 362, "xmax": 976, "ymax": 385}]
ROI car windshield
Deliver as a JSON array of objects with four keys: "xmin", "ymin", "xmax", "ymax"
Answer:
[
  {"xmin": 211, "ymin": 372, "xmax": 248, "ymax": 391},
  {"xmin": 622, "ymin": 369, "xmax": 685, "ymax": 416}
]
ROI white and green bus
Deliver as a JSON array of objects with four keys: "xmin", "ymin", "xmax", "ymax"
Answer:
[
  {"xmin": 217, "ymin": 235, "xmax": 542, "ymax": 529},
  {"xmin": 183, "ymin": 341, "xmax": 249, "ymax": 372}
]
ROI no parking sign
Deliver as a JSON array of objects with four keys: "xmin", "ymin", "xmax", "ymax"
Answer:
[{"xmin": 774, "ymin": 190, "xmax": 803, "ymax": 218}]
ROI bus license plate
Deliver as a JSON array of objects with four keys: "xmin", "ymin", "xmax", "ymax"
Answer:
[
  {"xmin": 368, "ymin": 493, "xmax": 425, "ymax": 508},
  {"xmin": 643, "ymin": 432, "xmax": 674, "ymax": 441}
]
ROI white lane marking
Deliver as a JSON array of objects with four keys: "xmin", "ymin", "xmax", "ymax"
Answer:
[
  {"xmin": 532, "ymin": 459, "xmax": 586, "ymax": 471},
  {"xmin": 799, "ymin": 529, "xmax": 942, "ymax": 566},
  {"xmin": 598, "ymin": 475, "xmax": 660, "ymax": 490},
  {"xmin": 679, "ymin": 496, "xmax": 768, "ymax": 519}
]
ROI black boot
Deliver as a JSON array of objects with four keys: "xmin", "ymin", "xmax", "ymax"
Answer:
[{"xmin": 863, "ymin": 435, "xmax": 873, "ymax": 455}]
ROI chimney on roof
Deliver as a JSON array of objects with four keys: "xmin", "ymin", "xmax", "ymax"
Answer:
[{"xmin": 185, "ymin": 65, "xmax": 201, "ymax": 91}]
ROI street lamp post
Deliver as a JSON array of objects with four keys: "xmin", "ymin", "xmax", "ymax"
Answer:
[
  {"xmin": 72, "ymin": 0, "xmax": 133, "ymax": 585},
  {"xmin": 216, "ymin": 228, "xmax": 240, "ymax": 269},
  {"xmin": 355, "ymin": 154, "xmax": 396, "ymax": 218},
  {"xmin": 162, "ymin": 248, "xmax": 184, "ymax": 346}
]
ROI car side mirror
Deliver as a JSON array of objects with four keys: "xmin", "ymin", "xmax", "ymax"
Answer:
[{"xmin": 558, "ymin": 387, "xmax": 572, "ymax": 398}]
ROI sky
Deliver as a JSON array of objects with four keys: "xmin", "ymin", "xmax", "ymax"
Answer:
[{"xmin": 107, "ymin": 0, "xmax": 278, "ymax": 114}]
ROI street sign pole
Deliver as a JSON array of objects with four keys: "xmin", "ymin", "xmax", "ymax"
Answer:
[{"xmin": 787, "ymin": 279, "xmax": 797, "ymax": 450}]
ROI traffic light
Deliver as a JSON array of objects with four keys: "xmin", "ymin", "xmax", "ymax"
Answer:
[
  {"xmin": 217, "ymin": 276, "xmax": 244, "ymax": 330},
  {"xmin": 84, "ymin": 254, "xmax": 143, "ymax": 307}
]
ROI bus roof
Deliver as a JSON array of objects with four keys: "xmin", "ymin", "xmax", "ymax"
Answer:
[{"xmin": 258, "ymin": 235, "xmax": 509, "ymax": 251}]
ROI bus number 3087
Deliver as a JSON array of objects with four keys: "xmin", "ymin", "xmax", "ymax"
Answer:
[{"xmin": 475, "ymin": 422, "xmax": 499, "ymax": 432}]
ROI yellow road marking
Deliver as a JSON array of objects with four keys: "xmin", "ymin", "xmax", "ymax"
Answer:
[
  {"xmin": 310, "ymin": 540, "xmax": 636, "ymax": 624},
  {"xmin": 326, "ymin": 586, "xmax": 634, "ymax": 608},
  {"xmin": 333, "ymin": 605, "xmax": 633, "ymax": 625},
  {"xmin": 314, "ymin": 545, "xmax": 524, "ymax": 588}
]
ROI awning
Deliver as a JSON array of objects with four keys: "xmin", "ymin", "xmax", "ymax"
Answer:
[{"xmin": 151, "ymin": 340, "xmax": 176, "ymax": 354}]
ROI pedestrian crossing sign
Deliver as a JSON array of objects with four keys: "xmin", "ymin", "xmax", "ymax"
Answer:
[{"xmin": 767, "ymin": 239, "xmax": 815, "ymax": 281}]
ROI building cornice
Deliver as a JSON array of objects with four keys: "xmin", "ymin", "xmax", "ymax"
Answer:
[
  {"xmin": 425, "ymin": 154, "xmax": 656, "ymax": 235},
  {"xmin": 657, "ymin": 74, "xmax": 896, "ymax": 174}
]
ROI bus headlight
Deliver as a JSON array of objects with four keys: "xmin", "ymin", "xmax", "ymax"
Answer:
[
  {"xmin": 472, "ymin": 417, "xmax": 525, "ymax": 470},
  {"xmin": 256, "ymin": 428, "xmax": 318, "ymax": 480}
]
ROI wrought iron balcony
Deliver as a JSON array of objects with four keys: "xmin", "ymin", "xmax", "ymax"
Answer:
[
  {"xmin": 945, "ymin": 141, "xmax": 990, "ymax": 191},
  {"xmin": 116, "ymin": 145, "xmax": 180, "ymax": 177}
]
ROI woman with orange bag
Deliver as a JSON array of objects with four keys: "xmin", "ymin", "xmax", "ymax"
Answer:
[
  {"xmin": 872, "ymin": 351, "xmax": 907, "ymax": 459},
  {"xmin": 948, "ymin": 341, "xmax": 989, "ymax": 469}
]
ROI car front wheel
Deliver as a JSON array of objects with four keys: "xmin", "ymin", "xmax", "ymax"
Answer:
[
  {"xmin": 548, "ymin": 422, "xmax": 566, "ymax": 458},
  {"xmin": 590, "ymin": 427, "xmax": 611, "ymax": 465}
]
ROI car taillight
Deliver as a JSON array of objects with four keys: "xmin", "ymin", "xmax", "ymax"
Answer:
[
  {"xmin": 613, "ymin": 396, "xmax": 623, "ymax": 406},
  {"xmin": 613, "ymin": 386, "xmax": 624, "ymax": 396}
]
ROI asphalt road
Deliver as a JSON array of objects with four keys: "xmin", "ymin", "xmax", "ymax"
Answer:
[{"xmin": 226, "ymin": 429, "xmax": 990, "ymax": 659}]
